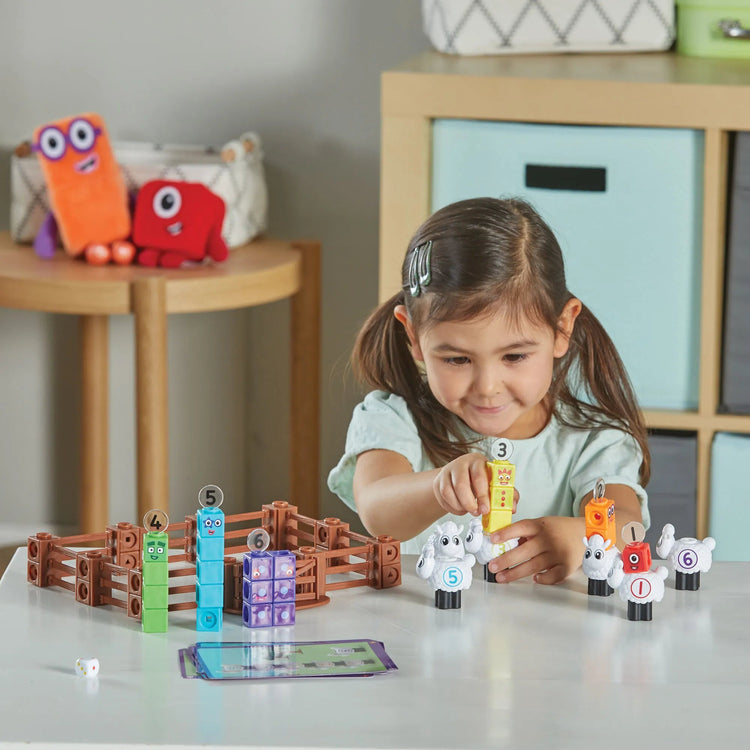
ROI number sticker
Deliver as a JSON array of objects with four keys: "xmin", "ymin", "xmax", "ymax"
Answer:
[
  {"xmin": 629, "ymin": 576, "xmax": 652, "ymax": 600},
  {"xmin": 247, "ymin": 528, "xmax": 271, "ymax": 552},
  {"xmin": 677, "ymin": 548, "xmax": 698, "ymax": 570},
  {"xmin": 198, "ymin": 484, "xmax": 224, "ymax": 509},
  {"xmin": 442, "ymin": 566, "xmax": 464, "ymax": 590},
  {"xmin": 594, "ymin": 478, "xmax": 606, "ymax": 499},
  {"xmin": 622, "ymin": 521, "xmax": 646, "ymax": 545},
  {"xmin": 489, "ymin": 438, "xmax": 514, "ymax": 461},
  {"xmin": 143, "ymin": 509, "xmax": 169, "ymax": 532}
]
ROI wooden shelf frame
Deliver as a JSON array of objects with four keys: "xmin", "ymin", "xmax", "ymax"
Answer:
[{"xmin": 380, "ymin": 51, "xmax": 750, "ymax": 538}]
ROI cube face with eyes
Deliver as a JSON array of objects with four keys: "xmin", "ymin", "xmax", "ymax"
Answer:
[
  {"xmin": 143, "ymin": 531, "xmax": 169, "ymax": 564},
  {"xmin": 196, "ymin": 508, "xmax": 225, "ymax": 563},
  {"xmin": 197, "ymin": 508, "xmax": 225, "ymax": 539},
  {"xmin": 622, "ymin": 541, "xmax": 652, "ymax": 573}
]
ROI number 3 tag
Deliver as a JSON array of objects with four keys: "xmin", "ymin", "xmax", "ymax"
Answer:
[{"xmin": 489, "ymin": 438, "xmax": 514, "ymax": 461}]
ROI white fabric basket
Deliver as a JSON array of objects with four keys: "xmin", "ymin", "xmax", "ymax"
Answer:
[
  {"xmin": 10, "ymin": 132, "xmax": 268, "ymax": 248},
  {"xmin": 422, "ymin": 0, "xmax": 675, "ymax": 55}
]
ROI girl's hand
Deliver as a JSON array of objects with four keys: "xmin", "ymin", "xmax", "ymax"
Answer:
[
  {"xmin": 433, "ymin": 452, "xmax": 492, "ymax": 517},
  {"xmin": 432, "ymin": 453, "xmax": 520, "ymax": 518},
  {"xmin": 488, "ymin": 516, "xmax": 585, "ymax": 585}
]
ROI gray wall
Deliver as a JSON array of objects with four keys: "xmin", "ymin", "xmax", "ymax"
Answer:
[{"xmin": 0, "ymin": 0, "xmax": 428, "ymax": 532}]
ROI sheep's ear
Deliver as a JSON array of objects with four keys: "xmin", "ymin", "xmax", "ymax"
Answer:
[
  {"xmin": 582, "ymin": 536, "xmax": 589, "ymax": 546},
  {"xmin": 604, "ymin": 539, "xmax": 613, "ymax": 550}
]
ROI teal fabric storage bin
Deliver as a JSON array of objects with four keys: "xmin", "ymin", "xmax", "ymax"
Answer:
[
  {"xmin": 432, "ymin": 120, "xmax": 704, "ymax": 411},
  {"xmin": 710, "ymin": 432, "xmax": 750, "ymax": 560}
]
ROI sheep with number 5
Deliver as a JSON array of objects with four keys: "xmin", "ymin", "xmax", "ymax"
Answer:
[{"xmin": 416, "ymin": 521, "xmax": 476, "ymax": 610}]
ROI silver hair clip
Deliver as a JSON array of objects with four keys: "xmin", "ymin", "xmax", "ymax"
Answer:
[{"xmin": 408, "ymin": 241, "xmax": 432, "ymax": 297}]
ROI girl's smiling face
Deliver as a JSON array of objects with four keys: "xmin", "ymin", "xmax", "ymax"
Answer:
[{"xmin": 396, "ymin": 300, "xmax": 580, "ymax": 440}]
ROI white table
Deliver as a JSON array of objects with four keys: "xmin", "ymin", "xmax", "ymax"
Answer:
[{"xmin": 1, "ymin": 548, "xmax": 749, "ymax": 749}]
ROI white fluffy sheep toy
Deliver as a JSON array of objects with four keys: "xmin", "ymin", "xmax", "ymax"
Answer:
[
  {"xmin": 416, "ymin": 521, "xmax": 476, "ymax": 610},
  {"xmin": 582, "ymin": 533, "xmax": 619, "ymax": 597},
  {"xmin": 656, "ymin": 523, "xmax": 716, "ymax": 591}
]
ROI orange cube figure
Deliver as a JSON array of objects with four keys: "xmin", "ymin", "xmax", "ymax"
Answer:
[
  {"xmin": 483, "ymin": 460, "xmax": 515, "ymax": 534},
  {"xmin": 585, "ymin": 496, "xmax": 616, "ymax": 548},
  {"xmin": 32, "ymin": 113, "xmax": 130, "ymax": 255}
]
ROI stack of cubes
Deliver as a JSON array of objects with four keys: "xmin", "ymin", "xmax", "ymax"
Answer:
[
  {"xmin": 196, "ymin": 507, "xmax": 225, "ymax": 632},
  {"xmin": 142, "ymin": 531, "xmax": 169, "ymax": 633},
  {"xmin": 242, "ymin": 550, "xmax": 296, "ymax": 628}
]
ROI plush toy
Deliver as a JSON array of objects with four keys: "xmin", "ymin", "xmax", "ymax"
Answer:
[
  {"xmin": 31, "ymin": 112, "xmax": 135, "ymax": 265},
  {"xmin": 132, "ymin": 180, "xmax": 229, "ymax": 268}
]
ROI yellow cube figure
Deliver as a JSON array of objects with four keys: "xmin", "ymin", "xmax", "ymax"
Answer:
[
  {"xmin": 585, "ymin": 496, "xmax": 616, "ymax": 548},
  {"xmin": 483, "ymin": 460, "xmax": 515, "ymax": 534}
]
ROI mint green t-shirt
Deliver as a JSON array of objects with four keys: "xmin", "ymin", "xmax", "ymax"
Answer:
[{"xmin": 327, "ymin": 390, "xmax": 649, "ymax": 555}]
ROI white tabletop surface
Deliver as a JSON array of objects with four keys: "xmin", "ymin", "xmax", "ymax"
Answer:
[{"xmin": 1, "ymin": 548, "xmax": 749, "ymax": 749}]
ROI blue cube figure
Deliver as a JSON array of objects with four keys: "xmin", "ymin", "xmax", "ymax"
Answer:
[
  {"xmin": 197, "ymin": 607, "xmax": 222, "ymax": 632},
  {"xmin": 196, "ymin": 508, "xmax": 225, "ymax": 561},
  {"xmin": 196, "ymin": 559, "xmax": 224, "ymax": 585},
  {"xmin": 196, "ymin": 581, "xmax": 224, "ymax": 608},
  {"xmin": 196, "ymin": 507, "xmax": 224, "ymax": 631}
]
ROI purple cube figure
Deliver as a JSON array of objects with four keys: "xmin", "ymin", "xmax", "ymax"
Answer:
[
  {"xmin": 274, "ymin": 578, "xmax": 295, "ymax": 602},
  {"xmin": 243, "ymin": 551, "xmax": 273, "ymax": 581},
  {"xmin": 273, "ymin": 602, "xmax": 296, "ymax": 626},
  {"xmin": 242, "ymin": 603, "xmax": 273, "ymax": 628},
  {"xmin": 249, "ymin": 580, "xmax": 272, "ymax": 604},
  {"xmin": 273, "ymin": 551, "xmax": 296, "ymax": 579}
]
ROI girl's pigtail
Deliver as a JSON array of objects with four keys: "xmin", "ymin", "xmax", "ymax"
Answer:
[
  {"xmin": 351, "ymin": 292, "xmax": 468, "ymax": 467},
  {"xmin": 557, "ymin": 304, "xmax": 651, "ymax": 485},
  {"xmin": 352, "ymin": 292, "xmax": 422, "ymax": 400}
]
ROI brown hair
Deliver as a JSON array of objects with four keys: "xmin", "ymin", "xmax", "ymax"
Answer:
[{"xmin": 353, "ymin": 197, "xmax": 650, "ymax": 484}]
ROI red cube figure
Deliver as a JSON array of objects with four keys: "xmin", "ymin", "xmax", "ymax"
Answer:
[
  {"xmin": 622, "ymin": 541, "xmax": 651, "ymax": 574},
  {"xmin": 133, "ymin": 180, "xmax": 229, "ymax": 267}
]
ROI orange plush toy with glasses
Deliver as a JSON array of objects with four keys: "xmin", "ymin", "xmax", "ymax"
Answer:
[{"xmin": 32, "ymin": 113, "xmax": 135, "ymax": 265}]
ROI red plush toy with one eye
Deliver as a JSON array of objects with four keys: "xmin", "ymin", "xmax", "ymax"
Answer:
[{"xmin": 133, "ymin": 180, "xmax": 229, "ymax": 267}]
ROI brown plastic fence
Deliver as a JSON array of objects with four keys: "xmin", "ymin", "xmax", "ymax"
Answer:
[{"xmin": 27, "ymin": 501, "xmax": 401, "ymax": 622}]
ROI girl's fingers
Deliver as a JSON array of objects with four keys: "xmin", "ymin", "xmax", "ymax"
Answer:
[
  {"xmin": 491, "ymin": 551, "xmax": 551, "ymax": 584},
  {"xmin": 449, "ymin": 467, "xmax": 480, "ymax": 515},
  {"xmin": 434, "ymin": 473, "xmax": 467, "ymax": 516},
  {"xmin": 533, "ymin": 564, "xmax": 567, "ymax": 585},
  {"xmin": 469, "ymin": 461, "xmax": 490, "ymax": 515}
]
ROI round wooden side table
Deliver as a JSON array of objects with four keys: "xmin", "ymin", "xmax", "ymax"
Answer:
[{"xmin": 0, "ymin": 234, "xmax": 320, "ymax": 532}]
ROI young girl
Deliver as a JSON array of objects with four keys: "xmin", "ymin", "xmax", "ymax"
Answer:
[{"xmin": 328, "ymin": 197, "xmax": 650, "ymax": 585}]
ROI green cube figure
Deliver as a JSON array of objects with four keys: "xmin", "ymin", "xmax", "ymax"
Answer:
[
  {"xmin": 142, "ymin": 531, "xmax": 169, "ymax": 633},
  {"xmin": 141, "ymin": 608, "xmax": 168, "ymax": 633}
]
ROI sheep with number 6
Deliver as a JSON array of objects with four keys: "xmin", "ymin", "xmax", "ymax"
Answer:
[{"xmin": 656, "ymin": 523, "xmax": 716, "ymax": 591}]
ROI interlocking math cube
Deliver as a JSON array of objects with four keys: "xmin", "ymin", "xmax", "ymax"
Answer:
[
  {"xmin": 196, "ymin": 507, "xmax": 225, "ymax": 632},
  {"xmin": 142, "ymin": 531, "xmax": 169, "ymax": 633},
  {"xmin": 242, "ymin": 550, "xmax": 297, "ymax": 628},
  {"xmin": 585, "ymin": 495, "xmax": 616, "ymax": 549},
  {"xmin": 483, "ymin": 459, "xmax": 515, "ymax": 534}
]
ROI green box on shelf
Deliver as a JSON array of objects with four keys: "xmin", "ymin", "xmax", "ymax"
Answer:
[{"xmin": 677, "ymin": 0, "xmax": 750, "ymax": 58}]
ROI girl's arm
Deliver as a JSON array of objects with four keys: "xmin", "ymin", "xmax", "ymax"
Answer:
[
  {"xmin": 489, "ymin": 484, "xmax": 643, "ymax": 585},
  {"xmin": 353, "ymin": 449, "xmax": 494, "ymax": 541},
  {"xmin": 352, "ymin": 449, "xmax": 443, "ymax": 540}
]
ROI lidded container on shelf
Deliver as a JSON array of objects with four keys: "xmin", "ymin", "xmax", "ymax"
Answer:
[{"xmin": 677, "ymin": 0, "xmax": 750, "ymax": 57}]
